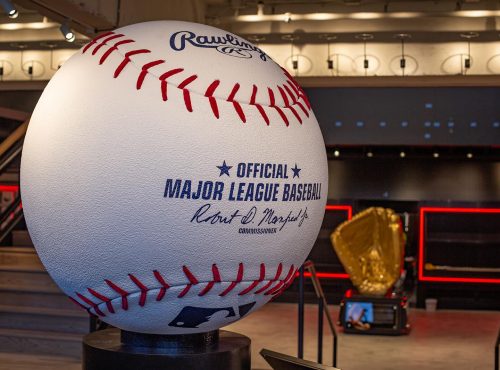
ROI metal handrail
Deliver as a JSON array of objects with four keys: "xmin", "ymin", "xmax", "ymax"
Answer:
[
  {"xmin": 0, "ymin": 120, "xmax": 28, "ymax": 162},
  {"xmin": 298, "ymin": 260, "xmax": 339, "ymax": 368},
  {"xmin": 0, "ymin": 205, "xmax": 23, "ymax": 244},
  {"xmin": 0, "ymin": 192, "xmax": 21, "ymax": 227},
  {"xmin": 495, "ymin": 326, "xmax": 500, "ymax": 370},
  {"xmin": 0, "ymin": 117, "xmax": 30, "ymax": 244}
]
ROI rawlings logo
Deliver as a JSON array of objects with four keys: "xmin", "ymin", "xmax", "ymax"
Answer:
[{"xmin": 170, "ymin": 31, "xmax": 269, "ymax": 61}]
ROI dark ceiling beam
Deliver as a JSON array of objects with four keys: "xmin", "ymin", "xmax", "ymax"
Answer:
[
  {"xmin": 0, "ymin": 107, "xmax": 29, "ymax": 121},
  {"xmin": 0, "ymin": 80, "xmax": 48, "ymax": 91},
  {"xmin": 297, "ymin": 75, "xmax": 500, "ymax": 88},
  {"xmin": 13, "ymin": 0, "xmax": 116, "ymax": 37}
]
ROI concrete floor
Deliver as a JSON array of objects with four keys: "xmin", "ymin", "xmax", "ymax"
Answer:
[
  {"xmin": 227, "ymin": 303, "xmax": 499, "ymax": 370},
  {"xmin": 0, "ymin": 303, "xmax": 498, "ymax": 370}
]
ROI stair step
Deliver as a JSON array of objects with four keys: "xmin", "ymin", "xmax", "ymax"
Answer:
[
  {"xmin": 0, "ymin": 328, "xmax": 83, "ymax": 358},
  {"xmin": 0, "ymin": 304, "xmax": 89, "ymax": 334},
  {"xmin": 0, "ymin": 270, "xmax": 60, "ymax": 293},
  {"xmin": 0, "ymin": 280, "xmax": 62, "ymax": 294},
  {"xmin": 0, "ymin": 352, "xmax": 81, "ymax": 370},
  {"xmin": 0, "ymin": 289, "xmax": 76, "ymax": 310},
  {"xmin": 0, "ymin": 246, "xmax": 42, "ymax": 272},
  {"xmin": 12, "ymin": 230, "xmax": 33, "ymax": 247},
  {"xmin": 0, "ymin": 303, "xmax": 87, "ymax": 317}
]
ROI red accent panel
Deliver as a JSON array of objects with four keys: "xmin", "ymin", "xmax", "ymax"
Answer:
[
  {"xmin": 325, "ymin": 205, "xmax": 353, "ymax": 220},
  {"xmin": 418, "ymin": 206, "xmax": 500, "ymax": 284}
]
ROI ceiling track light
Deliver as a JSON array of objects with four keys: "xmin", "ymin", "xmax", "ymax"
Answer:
[
  {"xmin": 0, "ymin": 0, "xmax": 18, "ymax": 18},
  {"xmin": 460, "ymin": 32, "xmax": 478, "ymax": 73},
  {"xmin": 282, "ymin": 34, "xmax": 300, "ymax": 74},
  {"xmin": 356, "ymin": 33, "xmax": 373, "ymax": 76},
  {"xmin": 394, "ymin": 33, "xmax": 411, "ymax": 76},
  {"xmin": 320, "ymin": 34, "xmax": 337, "ymax": 73},
  {"xmin": 60, "ymin": 22, "xmax": 76, "ymax": 42}
]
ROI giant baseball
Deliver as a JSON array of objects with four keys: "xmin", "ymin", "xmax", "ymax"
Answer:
[{"xmin": 21, "ymin": 21, "xmax": 328, "ymax": 334}]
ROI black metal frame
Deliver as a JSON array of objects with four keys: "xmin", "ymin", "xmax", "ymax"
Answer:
[
  {"xmin": 298, "ymin": 260, "xmax": 338, "ymax": 368},
  {"xmin": 0, "ymin": 131, "xmax": 25, "ymax": 244},
  {"xmin": 495, "ymin": 326, "xmax": 500, "ymax": 370}
]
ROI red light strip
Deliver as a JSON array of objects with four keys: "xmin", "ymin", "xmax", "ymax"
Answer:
[
  {"xmin": 325, "ymin": 204, "xmax": 353, "ymax": 220},
  {"xmin": 0, "ymin": 185, "xmax": 19, "ymax": 193},
  {"xmin": 419, "ymin": 206, "xmax": 500, "ymax": 284}
]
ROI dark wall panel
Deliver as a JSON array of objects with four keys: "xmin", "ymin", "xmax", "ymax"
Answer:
[
  {"xmin": 328, "ymin": 159, "xmax": 500, "ymax": 201},
  {"xmin": 307, "ymin": 87, "xmax": 500, "ymax": 146}
]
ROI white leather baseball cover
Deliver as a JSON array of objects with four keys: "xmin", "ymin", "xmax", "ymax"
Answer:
[{"xmin": 20, "ymin": 21, "xmax": 328, "ymax": 334}]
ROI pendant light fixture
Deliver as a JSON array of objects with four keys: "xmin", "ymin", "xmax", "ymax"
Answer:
[{"xmin": 355, "ymin": 33, "xmax": 374, "ymax": 76}]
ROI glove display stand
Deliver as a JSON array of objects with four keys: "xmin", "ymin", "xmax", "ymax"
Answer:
[{"xmin": 83, "ymin": 328, "xmax": 251, "ymax": 370}]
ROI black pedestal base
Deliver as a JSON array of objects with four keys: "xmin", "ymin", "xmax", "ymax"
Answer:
[{"xmin": 83, "ymin": 328, "xmax": 251, "ymax": 370}]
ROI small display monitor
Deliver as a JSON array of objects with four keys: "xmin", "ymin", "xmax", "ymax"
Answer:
[{"xmin": 345, "ymin": 302, "xmax": 374, "ymax": 324}]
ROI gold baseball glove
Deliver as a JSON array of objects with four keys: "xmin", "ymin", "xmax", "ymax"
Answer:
[{"xmin": 331, "ymin": 207, "xmax": 404, "ymax": 296}]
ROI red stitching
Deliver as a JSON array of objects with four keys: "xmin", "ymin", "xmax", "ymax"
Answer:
[
  {"xmin": 76, "ymin": 292, "xmax": 106, "ymax": 317},
  {"xmin": 83, "ymin": 31, "xmax": 311, "ymax": 126},
  {"xmin": 205, "ymin": 80, "xmax": 220, "ymax": 119},
  {"xmin": 227, "ymin": 83, "xmax": 246, "ymax": 123},
  {"xmin": 219, "ymin": 262, "xmax": 244, "ymax": 297},
  {"xmin": 153, "ymin": 270, "xmax": 170, "ymax": 301},
  {"xmin": 238, "ymin": 263, "xmax": 265, "ymax": 295},
  {"xmin": 105, "ymin": 279, "xmax": 129, "ymax": 311},
  {"xmin": 88, "ymin": 288, "xmax": 115, "ymax": 313},
  {"xmin": 268, "ymin": 88, "xmax": 289, "ymax": 127},
  {"xmin": 114, "ymin": 49, "xmax": 151, "ymax": 78},
  {"xmin": 159, "ymin": 68, "xmax": 184, "ymax": 101},
  {"xmin": 178, "ymin": 265, "xmax": 199, "ymax": 298},
  {"xmin": 278, "ymin": 86, "xmax": 302, "ymax": 124},
  {"xmin": 73, "ymin": 262, "xmax": 294, "ymax": 316},
  {"xmin": 265, "ymin": 264, "xmax": 295, "ymax": 295},
  {"xmin": 178, "ymin": 74, "xmax": 198, "ymax": 112},
  {"xmin": 129, "ymin": 273, "xmax": 149, "ymax": 307},
  {"xmin": 254, "ymin": 263, "xmax": 283, "ymax": 294},
  {"xmin": 99, "ymin": 39, "xmax": 134, "ymax": 65},
  {"xmin": 137, "ymin": 60, "xmax": 165, "ymax": 90},
  {"xmin": 92, "ymin": 34, "xmax": 124, "ymax": 56},
  {"xmin": 199, "ymin": 264, "xmax": 221, "ymax": 297},
  {"xmin": 82, "ymin": 31, "xmax": 115, "ymax": 54}
]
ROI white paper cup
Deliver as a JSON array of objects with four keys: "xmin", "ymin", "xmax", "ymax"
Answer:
[{"xmin": 425, "ymin": 298, "xmax": 438, "ymax": 312}]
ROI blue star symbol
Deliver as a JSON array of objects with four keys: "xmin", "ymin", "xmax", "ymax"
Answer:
[
  {"xmin": 217, "ymin": 160, "xmax": 232, "ymax": 177},
  {"xmin": 291, "ymin": 163, "xmax": 301, "ymax": 178}
]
